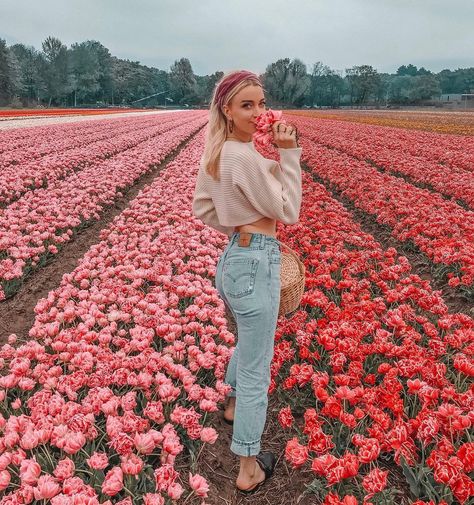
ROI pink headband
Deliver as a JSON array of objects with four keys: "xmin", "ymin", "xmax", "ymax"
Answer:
[{"xmin": 214, "ymin": 70, "xmax": 261, "ymax": 109}]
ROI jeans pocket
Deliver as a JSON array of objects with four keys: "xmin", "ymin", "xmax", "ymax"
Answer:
[{"xmin": 223, "ymin": 258, "xmax": 259, "ymax": 298}]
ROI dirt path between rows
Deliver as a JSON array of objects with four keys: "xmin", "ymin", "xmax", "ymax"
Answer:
[{"xmin": 0, "ymin": 126, "xmax": 204, "ymax": 344}]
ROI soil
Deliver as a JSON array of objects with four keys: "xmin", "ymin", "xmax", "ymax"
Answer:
[{"xmin": 182, "ymin": 393, "xmax": 320, "ymax": 505}]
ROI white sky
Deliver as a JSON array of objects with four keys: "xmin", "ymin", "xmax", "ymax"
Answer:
[{"xmin": 1, "ymin": 0, "xmax": 472, "ymax": 75}]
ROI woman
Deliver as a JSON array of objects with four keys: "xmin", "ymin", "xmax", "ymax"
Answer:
[{"xmin": 192, "ymin": 70, "xmax": 302, "ymax": 494}]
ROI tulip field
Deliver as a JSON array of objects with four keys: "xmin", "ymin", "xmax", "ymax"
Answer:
[{"xmin": 0, "ymin": 109, "xmax": 473, "ymax": 505}]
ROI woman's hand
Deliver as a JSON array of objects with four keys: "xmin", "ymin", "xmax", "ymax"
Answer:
[{"xmin": 271, "ymin": 121, "xmax": 299, "ymax": 149}]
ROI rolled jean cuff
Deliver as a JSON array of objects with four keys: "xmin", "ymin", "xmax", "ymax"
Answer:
[{"xmin": 230, "ymin": 436, "xmax": 261, "ymax": 457}]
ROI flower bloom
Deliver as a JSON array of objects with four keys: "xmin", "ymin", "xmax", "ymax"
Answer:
[
  {"xmin": 278, "ymin": 406, "xmax": 294, "ymax": 429},
  {"xmin": 20, "ymin": 458, "xmax": 42, "ymax": 486},
  {"xmin": 121, "ymin": 453, "xmax": 144, "ymax": 476},
  {"xmin": 285, "ymin": 437, "xmax": 309, "ymax": 468},
  {"xmin": 53, "ymin": 458, "xmax": 75, "ymax": 480},
  {"xmin": 362, "ymin": 468, "xmax": 388, "ymax": 496},
  {"xmin": 457, "ymin": 442, "xmax": 474, "ymax": 473},
  {"xmin": 33, "ymin": 474, "xmax": 61, "ymax": 500},
  {"xmin": 167, "ymin": 481, "xmax": 184, "ymax": 500},
  {"xmin": 102, "ymin": 467, "xmax": 124, "ymax": 496},
  {"xmin": 200, "ymin": 426, "xmax": 218, "ymax": 444},
  {"xmin": 154, "ymin": 463, "xmax": 178, "ymax": 492},
  {"xmin": 0, "ymin": 470, "xmax": 11, "ymax": 491},
  {"xmin": 143, "ymin": 494, "xmax": 165, "ymax": 505},
  {"xmin": 188, "ymin": 472, "xmax": 210, "ymax": 497},
  {"xmin": 87, "ymin": 452, "xmax": 109, "ymax": 470}
]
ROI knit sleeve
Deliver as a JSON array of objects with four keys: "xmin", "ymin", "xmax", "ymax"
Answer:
[
  {"xmin": 192, "ymin": 161, "xmax": 235, "ymax": 237},
  {"xmin": 232, "ymin": 147, "xmax": 303, "ymax": 225}
]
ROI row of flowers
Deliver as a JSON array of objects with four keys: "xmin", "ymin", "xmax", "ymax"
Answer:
[
  {"xmin": 0, "ymin": 131, "xmax": 235, "ymax": 503},
  {"xmin": 0, "ymin": 112, "xmax": 204, "ymax": 205},
  {"xmin": 253, "ymin": 137, "xmax": 474, "ymax": 504},
  {"xmin": 0, "ymin": 114, "xmax": 145, "ymax": 165},
  {"xmin": 0, "ymin": 109, "xmax": 145, "ymax": 119},
  {"xmin": 0, "ymin": 114, "xmax": 207, "ymax": 301},
  {"xmin": 286, "ymin": 115, "xmax": 473, "ymax": 208},
  {"xmin": 293, "ymin": 109, "xmax": 474, "ymax": 140},
  {"xmin": 287, "ymin": 118, "xmax": 474, "ymax": 290}
]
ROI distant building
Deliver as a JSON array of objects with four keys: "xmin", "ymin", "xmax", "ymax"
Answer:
[{"xmin": 438, "ymin": 93, "xmax": 474, "ymax": 109}]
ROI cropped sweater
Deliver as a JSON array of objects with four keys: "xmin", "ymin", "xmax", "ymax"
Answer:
[{"xmin": 192, "ymin": 140, "xmax": 303, "ymax": 237}]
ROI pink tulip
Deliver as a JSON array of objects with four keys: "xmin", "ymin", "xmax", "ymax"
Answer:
[
  {"xmin": 200, "ymin": 427, "xmax": 218, "ymax": 444},
  {"xmin": 188, "ymin": 472, "xmax": 209, "ymax": 497},
  {"xmin": 86, "ymin": 452, "xmax": 109, "ymax": 470},
  {"xmin": 0, "ymin": 469, "xmax": 11, "ymax": 491},
  {"xmin": 20, "ymin": 458, "xmax": 42, "ymax": 485},
  {"xmin": 143, "ymin": 493, "xmax": 165, "ymax": 505},
  {"xmin": 120, "ymin": 453, "xmax": 144, "ymax": 475},
  {"xmin": 33, "ymin": 474, "xmax": 61, "ymax": 500},
  {"xmin": 20, "ymin": 429, "xmax": 40, "ymax": 450},
  {"xmin": 167, "ymin": 481, "xmax": 184, "ymax": 500},
  {"xmin": 0, "ymin": 452, "xmax": 12, "ymax": 471},
  {"xmin": 154, "ymin": 463, "xmax": 178, "ymax": 492},
  {"xmin": 102, "ymin": 466, "xmax": 124, "ymax": 496},
  {"xmin": 62, "ymin": 432, "xmax": 86, "ymax": 454},
  {"xmin": 53, "ymin": 457, "xmax": 75, "ymax": 480},
  {"xmin": 134, "ymin": 432, "xmax": 155, "ymax": 454}
]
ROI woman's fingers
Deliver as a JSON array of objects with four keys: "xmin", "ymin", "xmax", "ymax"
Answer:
[
  {"xmin": 272, "ymin": 122, "xmax": 297, "ymax": 137},
  {"xmin": 271, "ymin": 121, "xmax": 299, "ymax": 148}
]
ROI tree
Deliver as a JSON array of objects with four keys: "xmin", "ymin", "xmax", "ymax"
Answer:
[
  {"xmin": 169, "ymin": 58, "xmax": 198, "ymax": 105},
  {"xmin": 0, "ymin": 38, "xmax": 16, "ymax": 105},
  {"xmin": 41, "ymin": 36, "xmax": 70, "ymax": 106},
  {"xmin": 408, "ymin": 74, "xmax": 441, "ymax": 101},
  {"xmin": 263, "ymin": 58, "xmax": 310, "ymax": 106},
  {"xmin": 70, "ymin": 41, "xmax": 102, "ymax": 104},
  {"xmin": 345, "ymin": 65, "xmax": 381, "ymax": 105},
  {"xmin": 308, "ymin": 62, "xmax": 345, "ymax": 107},
  {"xmin": 396, "ymin": 64, "xmax": 419, "ymax": 76},
  {"xmin": 10, "ymin": 43, "xmax": 47, "ymax": 105}
]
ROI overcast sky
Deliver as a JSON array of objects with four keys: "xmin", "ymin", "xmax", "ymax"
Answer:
[{"xmin": 1, "ymin": 0, "xmax": 472, "ymax": 75}]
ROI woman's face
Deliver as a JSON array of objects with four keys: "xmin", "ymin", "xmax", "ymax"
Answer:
[{"xmin": 223, "ymin": 84, "xmax": 266, "ymax": 140}]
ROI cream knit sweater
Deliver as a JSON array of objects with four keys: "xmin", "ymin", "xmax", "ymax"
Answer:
[{"xmin": 192, "ymin": 140, "xmax": 302, "ymax": 237}]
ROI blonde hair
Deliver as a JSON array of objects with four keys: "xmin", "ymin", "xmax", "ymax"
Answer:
[{"xmin": 202, "ymin": 71, "xmax": 263, "ymax": 181}]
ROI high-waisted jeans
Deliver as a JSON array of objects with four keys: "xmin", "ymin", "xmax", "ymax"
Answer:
[{"xmin": 215, "ymin": 231, "xmax": 281, "ymax": 457}]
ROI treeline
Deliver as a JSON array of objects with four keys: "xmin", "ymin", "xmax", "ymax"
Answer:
[{"xmin": 0, "ymin": 36, "xmax": 473, "ymax": 108}]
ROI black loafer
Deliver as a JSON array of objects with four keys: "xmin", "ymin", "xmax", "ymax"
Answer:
[{"xmin": 237, "ymin": 451, "xmax": 277, "ymax": 495}]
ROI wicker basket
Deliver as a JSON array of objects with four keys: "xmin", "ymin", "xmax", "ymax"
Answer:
[{"xmin": 278, "ymin": 242, "xmax": 305, "ymax": 317}]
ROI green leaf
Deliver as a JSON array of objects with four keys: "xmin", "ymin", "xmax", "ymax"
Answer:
[{"xmin": 400, "ymin": 458, "xmax": 420, "ymax": 497}]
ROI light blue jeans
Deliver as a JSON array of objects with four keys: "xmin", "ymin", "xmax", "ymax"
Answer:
[{"xmin": 215, "ymin": 232, "xmax": 281, "ymax": 457}]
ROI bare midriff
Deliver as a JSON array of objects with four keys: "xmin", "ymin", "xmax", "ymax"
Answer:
[{"xmin": 233, "ymin": 216, "xmax": 277, "ymax": 238}]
